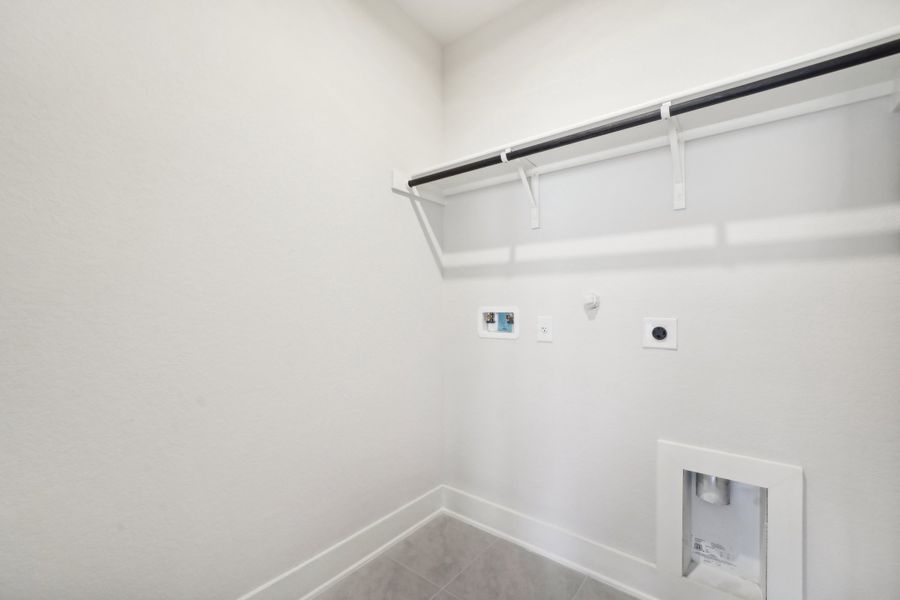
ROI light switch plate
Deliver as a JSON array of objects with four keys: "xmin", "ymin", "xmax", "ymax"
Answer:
[
  {"xmin": 537, "ymin": 316, "xmax": 553, "ymax": 342},
  {"xmin": 643, "ymin": 318, "xmax": 677, "ymax": 350}
]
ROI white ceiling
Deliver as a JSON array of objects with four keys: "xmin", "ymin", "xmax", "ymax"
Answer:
[{"xmin": 394, "ymin": 0, "xmax": 528, "ymax": 44}]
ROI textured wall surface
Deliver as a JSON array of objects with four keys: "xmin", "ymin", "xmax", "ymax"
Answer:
[{"xmin": 0, "ymin": 2, "xmax": 443, "ymax": 599}]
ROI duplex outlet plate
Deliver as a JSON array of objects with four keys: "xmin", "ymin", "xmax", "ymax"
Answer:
[{"xmin": 537, "ymin": 316, "xmax": 553, "ymax": 342}]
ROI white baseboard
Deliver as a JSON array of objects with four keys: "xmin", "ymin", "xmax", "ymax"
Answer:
[
  {"xmin": 236, "ymin": 486, "xmax": 443, "ymax": 600},
  {"xmin": 237, "ymin": 484, "xmax": 732, "ymax": 600},
  {"xmin": 443, "ymin": 486, "xmax": 733, "ymax": 600},
  {"xmin": 441, "ymin": 486, "xmax": 660, "ymax": 600}
]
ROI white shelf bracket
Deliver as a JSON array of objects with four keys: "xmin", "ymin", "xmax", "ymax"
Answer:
[
  {"xmin": 502, "ymin": 148, "xmax": 541, "ymax": 229},
  {"xmin": 660, "ymin": 101, "xmax": 686, "ymax": 210},
  {"xmin": 391, "ymin": 169, "xmax": 445, "ymax": 206}
]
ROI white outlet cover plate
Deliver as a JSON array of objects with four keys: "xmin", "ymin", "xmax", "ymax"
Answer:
[
  {"xmin": 537, "ymin": 316, "xmax": 553, "ymax": 342},
  {"xmin": 643, "ymin": 317, "xmax": 677, "ymax": 350}
]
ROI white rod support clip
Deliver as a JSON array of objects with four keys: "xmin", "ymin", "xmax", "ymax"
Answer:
[
  {"xmin": 391, "ymin": 169, "xmax": 445, "ymax": 206},
  {"xmin": 660, "ymin": 101, "xmax": 686, "ymax": 210},
  {"xmin": 504, "ymin": 149, "xmax": 540, "ymax": 229}
]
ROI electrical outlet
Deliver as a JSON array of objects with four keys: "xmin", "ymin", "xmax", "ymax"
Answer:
[
  {"xmin": 643, "ymin": 317, "xmax": 677, "ymax": 350},
  {"xmin": 537, "ymin": 316, "xmax": 553, "ymax": 342}
]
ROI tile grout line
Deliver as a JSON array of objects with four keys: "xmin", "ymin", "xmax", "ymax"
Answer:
[
  {"xmin": 426, "ymin": 535, "xmax": 502, "ymax": 600},
  {"xmin": 307, "ymin": 509, "xmax": 640, "ymax": 600},
  {"xmin": 426, "ymin": 538, "xmax": 501, "ymax": 600},
  {"xmin": 297, "ymin": 505, "xmax": 445, "ymax": 600},
  {"xmin": 382, "ymin": 514, "xmax": 500, "ymax": 600},
  {"xmin": 569, "ymin": 574, "xmax": 588, "ymax": 600},
  {"xmin": 385, "ymin": 555, "xmax": 451, "ymax": 594},
  {"xmin": 442, "ymin": 508, "xmax": 647, "ymax": 600}
]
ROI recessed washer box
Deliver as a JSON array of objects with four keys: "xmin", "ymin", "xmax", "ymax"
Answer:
[
  {"xmin": 477, "ymin": 306, "xmax": 519, "ymax": 339},
  {"xmin": 686, "ymin": 472, "xmax": 768, "ymax": 599},
  {"xmin": 658, "ymin": 441, "xmax": 803, "ymax": 600}
]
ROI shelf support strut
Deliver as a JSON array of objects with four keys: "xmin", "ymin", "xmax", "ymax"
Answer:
[
  {"xmin": 503, "ymin": 149, "xmax": 541, "ymax": 229},
  {"xmin": 661, "ymin": 101, "xmax": 686, "ymax": 210}
]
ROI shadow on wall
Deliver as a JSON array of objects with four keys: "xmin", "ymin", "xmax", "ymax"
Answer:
[
  {"xmin": 434, "ymin": 205, "xmax": 900, "ymax": 278},
  {"xmin": 411, "ymin": 97, "xmax": 900, "ymax": 278}
]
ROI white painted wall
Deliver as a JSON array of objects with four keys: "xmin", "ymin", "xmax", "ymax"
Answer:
[
  {"xmin": 0, "ymin": 2, "xmax": 443, "ymax": 599},
  {"xmin": 440, "ymin": 3, "xmax": 900, "ymax": 598},
  {"xmin": 442, "ymin": 97, "xmax": 900, "ymax": 600},
  {"xmin": 5, "ymin": 1, "xmax": 900, "ymax": 599},
  {"xmin": 442, "ymin": 0, "xmax": 900, "ymax": 158}
]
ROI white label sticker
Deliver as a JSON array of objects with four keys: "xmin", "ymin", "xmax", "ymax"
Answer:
[{"xmin": 692, "ymin": 536, "xmax": 737, "ymax": 571}]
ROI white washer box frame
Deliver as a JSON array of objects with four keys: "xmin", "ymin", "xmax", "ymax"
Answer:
[
  {"xmin": 657, "ymin": 440, "xmax": 803, "ymax": 600},
  {"xmin": 477, "ymin": 306, "xmax": 520, "ymax": 339}
]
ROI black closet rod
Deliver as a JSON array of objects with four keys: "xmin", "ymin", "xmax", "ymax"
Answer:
[{"xmin": 408, "ymin": 37, "xmax": 900, "ymax": 188}]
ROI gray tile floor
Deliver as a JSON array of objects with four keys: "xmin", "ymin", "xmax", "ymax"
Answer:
[{"xmin": 314, "ymin": 514, "xmax": 637, "ymax": 600}]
